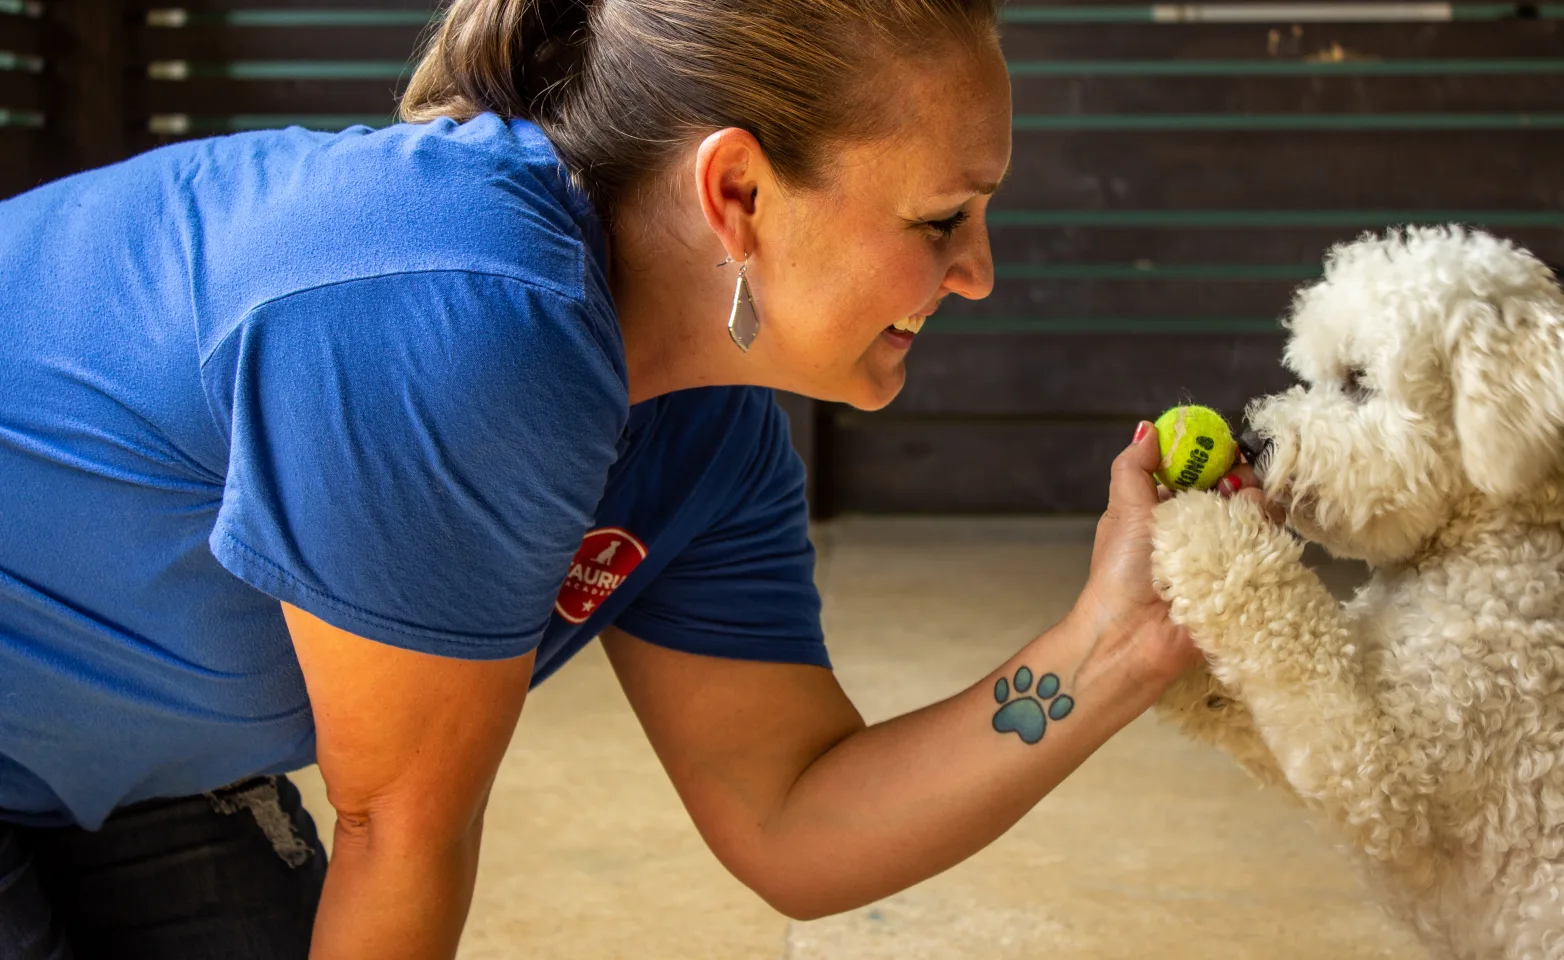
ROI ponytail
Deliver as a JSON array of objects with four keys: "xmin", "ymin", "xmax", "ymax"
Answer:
[{"xmin": 401, "ymin": 0, "xmax": 591, "ymax": 125}]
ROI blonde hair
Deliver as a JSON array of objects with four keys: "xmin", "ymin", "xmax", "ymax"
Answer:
[{"xmin": 401, "ymin": 0, "xmax": 999, "ymax": 214}]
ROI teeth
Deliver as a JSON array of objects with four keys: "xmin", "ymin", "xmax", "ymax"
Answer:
[{"xmin": 891, "ymin": 315, "xmax": 926, "ymax": 334}]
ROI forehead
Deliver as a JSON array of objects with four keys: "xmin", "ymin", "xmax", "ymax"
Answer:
[
  {"xmin": 827, "ymin": 41, "xmax": 1013, "ymax": 199},
  {"xmin": 1286, "ymin": 282, "xmax": 1400, "ymax": 380}
]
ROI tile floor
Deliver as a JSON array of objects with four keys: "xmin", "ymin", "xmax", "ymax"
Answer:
[{"xmin": 294, "ymin": 517, "xmax": 1425, "ymax": 959}]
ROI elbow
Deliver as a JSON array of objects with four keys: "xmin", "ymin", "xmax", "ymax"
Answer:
[
  {"xmin": 732, "ymin": 862, "xmax": 858, "ymax": 923},
  {"xmin": 754, "ymin": 883, "xmax": 857, "ymax": 923},
  {"xmin": 769, "ymin": 899, "xmax": 837, "ymax": 924},
  {"xmin": 328, "ymin": 788, "xmax": 488, "ymax": 857}
]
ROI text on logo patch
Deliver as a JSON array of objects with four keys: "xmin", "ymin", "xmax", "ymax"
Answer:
[{"xmin": 554, "ymin": 527, "xmax": 648, "ymax": 625}]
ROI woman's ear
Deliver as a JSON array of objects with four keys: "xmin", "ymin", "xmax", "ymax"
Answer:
[{"xmin": 693, "ymin": 128, "xmax": 768, "ymax": 264}]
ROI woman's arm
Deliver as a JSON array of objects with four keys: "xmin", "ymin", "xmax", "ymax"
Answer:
[
  {"xmin": 600, "ymin": 424, "xmax": 1203, "ymax": 920},
  {"xmin": 282, "ymin": 604, "xmax": 535, "ymax": 960}
]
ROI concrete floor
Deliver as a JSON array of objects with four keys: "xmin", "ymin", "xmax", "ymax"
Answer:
[{"xmin": 294, "ymin": 517, "xmax": 1425, "ymax": 959}]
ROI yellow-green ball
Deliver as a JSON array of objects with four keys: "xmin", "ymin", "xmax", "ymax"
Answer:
[{"xmin": 1154, "ymin": 405, "xmax": 1237, "ymax": 492}]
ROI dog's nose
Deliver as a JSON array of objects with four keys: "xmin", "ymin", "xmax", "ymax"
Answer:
[{"xmin": 1237, "ymin": 428, "xmax": 1271, "ymax": 467}]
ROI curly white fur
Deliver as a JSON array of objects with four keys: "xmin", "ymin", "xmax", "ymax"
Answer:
[{"xmin": 1151, "ymin": 227, "xmax": 1564, "ymax": 960}]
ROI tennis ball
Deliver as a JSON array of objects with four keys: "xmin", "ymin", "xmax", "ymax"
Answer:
[{"xmin": 1153, "ymin": 405, "xmax": 1237, "ymax": 492}]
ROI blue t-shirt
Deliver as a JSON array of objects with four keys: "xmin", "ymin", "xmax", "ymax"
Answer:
[{"xmin": 0, "ymin": 115, "xmax": 827, "ymax": 829}]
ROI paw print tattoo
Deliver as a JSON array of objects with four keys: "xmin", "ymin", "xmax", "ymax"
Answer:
[{"xmin": 992, "ymin": 666, "xmax": 1075, "ymax": 745}]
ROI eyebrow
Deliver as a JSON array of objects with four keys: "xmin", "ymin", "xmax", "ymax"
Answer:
[
  {"xmin": 926, "ymin": 165, "xmax": 1013, "ymax": 204},
  {"xmin": 969, "ymin": 164, "xmax": 1013, "ymax": 196}
]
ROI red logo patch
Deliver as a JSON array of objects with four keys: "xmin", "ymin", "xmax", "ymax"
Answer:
[{"xmin": 554, "ymin": 527, "xmax": 648, "ymax": 625}]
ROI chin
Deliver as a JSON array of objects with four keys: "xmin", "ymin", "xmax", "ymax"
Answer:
[{"xmin": 837, "ymin": 361, "xmax": 907, "ymax": 412}]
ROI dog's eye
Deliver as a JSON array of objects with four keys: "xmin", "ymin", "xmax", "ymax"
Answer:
[{"xmin": 1342, "ymin": 367, "xmax": 1372, "ymax": 402}]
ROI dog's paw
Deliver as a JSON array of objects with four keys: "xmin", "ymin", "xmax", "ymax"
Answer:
[{"xmin": 1152, "ymin": 492, "xmax": 1303, "ymax": 653}]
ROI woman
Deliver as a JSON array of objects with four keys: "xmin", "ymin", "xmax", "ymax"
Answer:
[{"xmin": 0, "ymin": 0, "xmax": 1254, "ymax": 957}]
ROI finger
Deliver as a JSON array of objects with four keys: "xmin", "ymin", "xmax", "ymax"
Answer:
[
  {"xmin": 1157, "ymin": 485, "xmax": 1175, "ymax": 503},
  {"xmin": 1110, "ymin": 421, "xmax": 1163, "ymax": 509},
  {"xmin": 1228, "ymin": 463, "xmax": 1261, "ymax": 490},
  {"xmin": 1216, "ymin": 464, "xmax": 1260, "ymax": 499}
]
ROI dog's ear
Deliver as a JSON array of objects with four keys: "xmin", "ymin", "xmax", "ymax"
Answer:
[{"xmin": 1447, "ymin": 285, "xmax": 1564, "ymax": 497}]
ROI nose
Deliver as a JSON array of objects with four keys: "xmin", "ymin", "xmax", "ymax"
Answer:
[
  {"xmin": 1237, "ymin": 427, "xmax": 1271, "ymax": 467},
  {"xmin": 943, "ymin": 222, "xmax": 995, "ymax": 302}
]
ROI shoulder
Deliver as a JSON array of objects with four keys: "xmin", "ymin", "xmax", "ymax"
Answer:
[
  {"xmin": 205, "ymin": 270, "xmax": 628, "ymax": 449},
  {"xmin": 185, "ymin": 116, "xmax": 606, "ymax": 320}
]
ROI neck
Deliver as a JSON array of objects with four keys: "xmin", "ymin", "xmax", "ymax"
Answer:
[
  {"xmin": 1407, "ymin": 484, "xmax": 1564, "ymax": 570},
  {"xmin": 606, "ymin": 198, "xmax": 754, "ymax": 406}
]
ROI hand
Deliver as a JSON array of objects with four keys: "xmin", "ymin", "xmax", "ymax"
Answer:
[
  {"xmin": 1068, "ymin": 423, "xmax": 1202, "ymax": 696},
  {"xmin": 1208, "ymin": 452, "xmax": 1285, "ymax": 525}
]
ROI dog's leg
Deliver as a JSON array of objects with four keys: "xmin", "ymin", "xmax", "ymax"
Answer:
[
  {"xmin": 1154, "ymin": 664, "xmax": 1291, "ymax": 792},
  {"xmin": 1152, "ymin": 492, "xmax": 1424, "ymax": 864}
]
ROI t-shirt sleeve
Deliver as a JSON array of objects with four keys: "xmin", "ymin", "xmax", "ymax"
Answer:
[
  {"xmin": 205, "ymin": 270, "xmax": 626, "ymax": 660},
  {"xmin": 614, "ymin": 393, "xmax": 829, "ymax": 669}
]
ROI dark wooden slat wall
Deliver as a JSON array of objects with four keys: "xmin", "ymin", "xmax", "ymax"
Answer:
[
  {"xmin": 989, "ymin": 224, "xmax": 1564, "ymax": 267},
  {"xmin": 1002, "ymin": 22, "xmax": 1564, "ymax": 58},
  {"xmin": 129, "ymin": 78, "xmax": 411, "ymax": 116},
  {"xmin": 824, "ymin": 6, "xmax": 1564, "ymax": 516},
  {"xmin": 996, "ymin": 131, "xmax": 1564, "ymax": 210},
  {"xmin": 132, "ymin": 25, "xmax": 426, "ymax": 60},
  {"xmin": 0, "ymin": 0, "xmax": 46, "ymax": 197},
  {"xmin": 5, "ymin": 3, "xmax": 1563, "ymax": 516}
]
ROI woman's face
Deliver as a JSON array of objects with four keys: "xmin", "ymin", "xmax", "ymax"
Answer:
[{"xmin": 754, "ymin": 40, "xmax": 1012, "ymax": 411}]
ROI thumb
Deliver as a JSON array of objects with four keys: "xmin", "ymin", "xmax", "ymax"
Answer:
[{"xmin": 1109, "ymin": 421, "xmax": 1163, "ymax": 509}]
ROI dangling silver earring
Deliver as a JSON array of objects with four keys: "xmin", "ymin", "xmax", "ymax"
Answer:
[{"xmin": 718, "ymin": 254, "xmax": 761, "ymax": 352}]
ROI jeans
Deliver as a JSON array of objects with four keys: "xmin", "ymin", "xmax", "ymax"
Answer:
[{"xmin": 0, "ymin": 775, "xmax": 327, "ymax": 960}]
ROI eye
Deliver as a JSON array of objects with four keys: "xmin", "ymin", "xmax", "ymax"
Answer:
[
  {"xmin": 923, "ymin": 210, "xmax": 969, "ymax": 240},
  {"xmin": 1342, "ymin": 366, "xmax": 1372, "ymax": 402}
]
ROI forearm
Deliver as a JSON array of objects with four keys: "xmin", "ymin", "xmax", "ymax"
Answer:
[
  {"xmin": 309, "ymin": 815, "xmax": 485, "ymax": 960},
  {"xmin": 750, "ymin": 611, "xmax": 1162, "ymax": 919}
]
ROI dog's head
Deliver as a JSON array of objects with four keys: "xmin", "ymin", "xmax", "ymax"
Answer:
[{"xmin": 1247, "ymin": 227, "xmax": 1564, "ymax": 565}]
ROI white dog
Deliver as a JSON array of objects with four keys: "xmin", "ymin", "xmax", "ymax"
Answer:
[{"xmin": 1150, "ymin": 227, "xmax": 1564, "ymax": 960}]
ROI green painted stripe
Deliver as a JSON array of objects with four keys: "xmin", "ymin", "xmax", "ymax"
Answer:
[
  {"xmin": 157, "ymin": 57, "xmax": 1564, "ymax": 84},
  {"xmin": 1013, "ymin": 113, "xmax": 1564, "ymax": 130},
  {"xmin": 203, "ymin": 10, "xmax": 431, "ymax": 27},
  {"xmin": 1452, "ymin": 1, "xmax": 1564, "ymax": 16},
  {"xmin": 0, "ymin": 51, "xmax": 44, "ymax": 72},
  {"xmin": 933, "ymin": 317, "xmax": 1283, "ymax": 333},
  {"xmin": 995, "ymin": 263, "xmax": 1320, "ymax": 280},
  {"xmin": 153, "ymin": 61, "xmax": 411, "ymax": 80},
  {"xmin": 145, "ymin": 8, "xmax": 434, "ymax": 27},
  {"xmin": 987, "ymin": 210, "xmax": 1564, "ymax": 228},
  {"xmin": 1001, "ymin": 4, "xmax": 1564, "ymax": 22},
  {"xmin": 0, "ymin": 108, "xmax": 44, "ymax": 128},
  {"xmin": 1004, "ymin": 6, "xmax": 1158, "ymax": 21},
  {"xmin": 152, "ymin": 114, "xmax": 392, "ymax": 133},
  {"xmin": 1008, "ymin": 59, "xmax": 1564, "ymax": 76}
]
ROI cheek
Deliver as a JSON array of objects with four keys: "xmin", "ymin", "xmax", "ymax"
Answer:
[{"xmin": 785, "ymin": 244, "xmax": 940, "ymax": 338}]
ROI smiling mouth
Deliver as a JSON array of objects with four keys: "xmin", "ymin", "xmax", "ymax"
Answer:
[{"xmin": 889, "ymin": 315, "xmax": 927, "ymax": 335}]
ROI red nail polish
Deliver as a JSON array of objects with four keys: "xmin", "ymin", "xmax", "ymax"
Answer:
[
  {"xmin": 1133, "ymin": 422, "xmax": 1151, "ymax": 443},
  {"xmin": 1219, "ymin": 475, "xmax": 1242, "ymax": 496}
]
